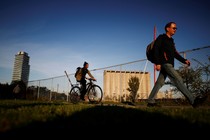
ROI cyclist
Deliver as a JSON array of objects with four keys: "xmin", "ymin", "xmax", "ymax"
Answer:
[{"xmin": 75, "ymin": 61, "xmax": 96, "ymax": 101}]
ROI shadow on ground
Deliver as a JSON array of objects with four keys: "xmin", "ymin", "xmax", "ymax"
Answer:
[{"xmin": 1, "ymin": 105, "xmax": 209, "ymax": 138}]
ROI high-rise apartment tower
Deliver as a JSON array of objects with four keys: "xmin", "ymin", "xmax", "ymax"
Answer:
[{"xmin": 12, "ymin": 51, "xmax": 30, "ymax": 85}]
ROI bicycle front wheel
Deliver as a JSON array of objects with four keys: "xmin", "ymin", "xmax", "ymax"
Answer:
[
  {"xmin": 69, "ymin": 86, "xmax": 81, "ymax": 104},
  {"xmin": 87, "ymin": 85, "xmax": 103, "ymax": 104}
]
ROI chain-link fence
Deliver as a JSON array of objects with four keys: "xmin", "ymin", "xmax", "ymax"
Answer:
[{"xmin": 27, "ymin": 46, "xmax": 209, "ymax": 102}]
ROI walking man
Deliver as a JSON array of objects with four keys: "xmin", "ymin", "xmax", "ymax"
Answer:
[{"xmin": 147, "ymin": 22, "xmax": 207, "ymax": 108}]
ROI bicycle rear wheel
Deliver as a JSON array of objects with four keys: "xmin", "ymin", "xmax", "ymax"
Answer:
[
  {"xmin": 87, "ymin": 85, "xmax": 103, "ymax": 104},
  {"xmin": 69, "ymin": 86, "xmax": 81, "ymax": 104}
]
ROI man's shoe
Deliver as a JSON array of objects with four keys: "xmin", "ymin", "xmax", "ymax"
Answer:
[
  {"xmin": 147, "ymin": 103, "xmax": 161, "ymax": 107},
  {"xmin": 192, "ymin": 94, "xmax": 208, "ymax": 108}
]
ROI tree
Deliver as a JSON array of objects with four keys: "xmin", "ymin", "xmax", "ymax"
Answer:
[
  {"xmin": 178, "ymin": 66, "xmax": 202, "ymax": 93},
  {"xmin": 10, "ymin": 80, "xmax": 27, "ymax": 99},
  {"xmin": 127, "ymin": 76, "xmax": 140, "ymax": 103},
  {"xmin": 0, "ymin": 83, "xmax": 12, "ymax": 99},
  {"xmin": 191, "ymin": 56, "xmax": 210, "ymax": 95},
  {"xmin": 166, "ymin": 56, "xmax": 210, "ymax": 98}
]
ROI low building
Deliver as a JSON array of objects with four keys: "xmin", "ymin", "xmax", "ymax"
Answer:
[{"xmin": 103, "ymin": 70, "xmax": 151, "ymax": 101}]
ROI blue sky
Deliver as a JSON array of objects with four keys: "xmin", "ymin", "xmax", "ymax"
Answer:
[{"xmin": 0, "ymin": 0, "xmax": 210, "ymax": 84}]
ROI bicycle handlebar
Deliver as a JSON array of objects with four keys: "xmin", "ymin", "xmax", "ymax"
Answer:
[{"xmin": 86, "ymin": 78, "xmax": 96, "ymax": 82}]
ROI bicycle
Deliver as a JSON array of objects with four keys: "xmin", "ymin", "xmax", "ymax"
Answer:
[{"xmin": 64, "ymin": 71, "xmax": 103, "ymax": 104}]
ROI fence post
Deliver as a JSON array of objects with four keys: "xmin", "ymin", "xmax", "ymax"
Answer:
[
  {"xmin": 37, "ymin": 80, "xmax": 40, "ymax": 99},
  {"xmin": 50, "ymin": 78, "xmax": 53, "ymax": 101},
  {"xmin": 120, "ymin": 65, "xmax": 122, "ymax": 102}
]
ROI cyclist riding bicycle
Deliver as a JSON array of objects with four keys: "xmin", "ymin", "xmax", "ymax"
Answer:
[{"xmin": 75, "ymin": 61, "xmax": 96, "ymax": 101}]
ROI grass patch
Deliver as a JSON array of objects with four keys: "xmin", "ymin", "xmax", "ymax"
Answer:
[{"xmin": 0, "ymin": 100, "xmax": 210, "ymax": 138}]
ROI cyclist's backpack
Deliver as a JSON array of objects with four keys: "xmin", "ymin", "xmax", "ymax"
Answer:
[
  {"xmin": 146, "ymin": 40, "xmax": 156, "ymax": 63},
  {"xmin": 75, "ymin": 67, "xmax": 81, "ymax": 78}
]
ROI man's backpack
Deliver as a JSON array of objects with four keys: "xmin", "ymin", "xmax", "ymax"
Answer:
[
  {"xmin": 75, "ymin": 67, "xmax": 81, "ymax": 78},
  {"xmin": 146, "ymin": 40, "xmax": 156, "ymax": 63}
]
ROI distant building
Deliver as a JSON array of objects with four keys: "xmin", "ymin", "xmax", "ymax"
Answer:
[
  {"xmin": 103, "ymin": 70, "xmax": 151, "ymax": 101},
  {"xmin": 12, "ymin": 51, "xmax": 30, "ymax": 85}
]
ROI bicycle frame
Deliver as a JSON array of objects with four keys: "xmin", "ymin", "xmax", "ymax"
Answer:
[
  {"xmin": 65, "ymin": 71, "xmax": 103, "ymax": 103},
  {"xmin": 85, "ymin": 79, "xmax": 95, "ymax": 92}
]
